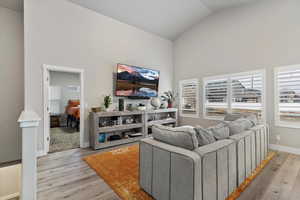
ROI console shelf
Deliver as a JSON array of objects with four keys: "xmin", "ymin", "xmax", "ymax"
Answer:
[{"xmin": 89, "ymin": 109, "xmax": 178, "ymax": 150}]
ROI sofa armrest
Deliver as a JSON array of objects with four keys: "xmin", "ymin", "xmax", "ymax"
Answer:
[
  {"xmin": 194, "ymin": 139, "xmax": 237, "ymax": 200},
  {"xmin": 249, "ymin": 124, "xmax": 269, "ymax": 166},
  {"xmin": 140, "ymin": 138, "xmax": 202, "ymax": 200}
]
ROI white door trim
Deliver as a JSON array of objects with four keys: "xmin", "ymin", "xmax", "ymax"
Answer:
[{"xmin": 42, "ymin": 64, "xmax": 85, "ymax": 156}]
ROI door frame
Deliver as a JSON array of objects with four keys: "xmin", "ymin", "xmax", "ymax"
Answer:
[{"xmin": 43, "ymin": 64, "xmax": 85, "ymax": 155}]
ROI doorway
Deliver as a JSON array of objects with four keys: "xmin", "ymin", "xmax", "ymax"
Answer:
[{"xmin": 43, "ymin": 65, "xmax": 84, "ymax": 154}]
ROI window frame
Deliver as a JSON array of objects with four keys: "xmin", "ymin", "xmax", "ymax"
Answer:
[
  {"xmin": 179, "ymin": 79, "xmax": 200, "ymax": 118},
  {"xmin": 203, "ymin": 69, "xmax": 266, "ymax": 122},
  {"xmin": 274, "ymin": 65, "xmax": 300, "ymax": 129}
]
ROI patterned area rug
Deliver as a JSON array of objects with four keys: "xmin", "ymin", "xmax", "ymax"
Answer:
[
  {"xmin": 84, "ymin": 145, "xmax": 276, "ymax": 200},
  {"xmin": 84, "ymin": 145, "xmax": 152, "ymax": 200},
  {"xmin": 49, "ymin": 127, "xmax": 80, "ymax": 153}
]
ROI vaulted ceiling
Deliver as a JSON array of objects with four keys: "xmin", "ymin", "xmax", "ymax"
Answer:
[{"xmin": 70, "ymin": 0, "xmax": 259, "ymax": 40}]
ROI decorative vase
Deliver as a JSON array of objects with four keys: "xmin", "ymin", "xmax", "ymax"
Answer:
[
  {"xmin": 150, "ymin": 97, "xmax": 161, "ymax": 110},
  {"xmin": 168, "ymin": 101, "xmax": 173, "ymax": 108},
  {"xmin": 161, "ymin": 101, "xmax": 168, "ymax": 109}
]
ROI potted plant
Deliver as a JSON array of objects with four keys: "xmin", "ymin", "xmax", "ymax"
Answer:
[
  {"xmin": 103, "ymin": 95, "xmax": 112, "ymax": 111},
  {"xmin": 161, "ymin": 91, "xmax": 176, "ymax": 108}
]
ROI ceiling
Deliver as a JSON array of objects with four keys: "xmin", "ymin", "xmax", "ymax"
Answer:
[
  {"xmin": 70, "ymin": 0, "xmax": 259, "ymax": 40},
  {"xmin": 0, "ymin": 0, "xmax": 23, "ymax": 12}
]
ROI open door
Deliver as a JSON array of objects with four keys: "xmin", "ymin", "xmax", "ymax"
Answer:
[{"xmin": 43, "ymin": 68, "xmax": 50, "ymax": 153}]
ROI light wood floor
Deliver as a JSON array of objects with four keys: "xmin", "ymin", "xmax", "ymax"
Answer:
[{"xmin": 37, "ymin": 146, "xmax": 300, "ymax": 200}]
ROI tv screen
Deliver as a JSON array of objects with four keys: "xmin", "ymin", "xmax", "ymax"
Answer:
[{"xmin": 116, "ymin": 64, "xmax": 160, "ymax": 97}]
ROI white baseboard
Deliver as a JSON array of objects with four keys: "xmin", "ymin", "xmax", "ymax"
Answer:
[
  {"xmin": 269, "ymin": 144, "xmax": 300, "ymax": 155},
  {"xmin": 0, "ymin": 192, "xmax": 19, "ymax": 200},
  {"xmin": 82, "ymin": 142, "xmax": 90, "ymax": 148}
]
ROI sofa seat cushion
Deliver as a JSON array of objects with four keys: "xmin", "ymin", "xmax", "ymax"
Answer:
[{"xmin": 152, "ymin": 125, "xmax": 199, "ymax": 150}]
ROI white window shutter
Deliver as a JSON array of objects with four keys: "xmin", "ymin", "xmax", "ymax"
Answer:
[
  {"xmin": 275, "ymin": 66, "xmax": 300, "ymax": 127},
  {"xmin": 203, "ymin": 70, "xmax": 265, "ymax": 121},
  {"xmin": 231, "ymin": 72, "xmax": 264, "ymax": 120},
  {"xmin": 179, "ymin": 79, "xmax": 199, "ymax": 117},
  {"xmin": 204, "ymin": 78, "xmax": 229, "ymax": 119}
]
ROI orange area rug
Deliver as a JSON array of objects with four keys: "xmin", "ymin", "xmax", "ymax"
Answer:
[{"xmin": 84, "ymin": 145, "xmax": 276, "ymax": 200}]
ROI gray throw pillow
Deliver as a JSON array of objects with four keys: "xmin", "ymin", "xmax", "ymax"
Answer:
[
  {"xmin": 194, "ymin": 126, "xmax": 216, "ymax": 146},
  {"xmin": 245, "ymin": 114, "xmax": 258, "ymax": 126},
  {"xmin": 152, "ymin": 125, "xmax": 199, "ymax": 150},
  {"xmin": 208, "ymin": 123, "xmax": 230, "ymax": 140}
]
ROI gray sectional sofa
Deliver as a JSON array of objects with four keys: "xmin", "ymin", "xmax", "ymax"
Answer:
[{"xmin": 139, "ymin": 114, "xmax": 269, "ymax": 200}]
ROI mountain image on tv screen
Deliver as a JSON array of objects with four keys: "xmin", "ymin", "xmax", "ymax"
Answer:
[{"xmin": 116, "ymin": 64, "xmax": 159, "ymax": 97}]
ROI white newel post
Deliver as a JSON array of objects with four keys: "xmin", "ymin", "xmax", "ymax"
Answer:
[{"xmin": 18, "ymin": 111, "xmax": 41, "ymax": 200}]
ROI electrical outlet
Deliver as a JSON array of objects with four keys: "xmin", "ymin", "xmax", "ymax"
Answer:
[{"xmin": 276, "ymin": 135, "xmax": 281, "ymax": 142}]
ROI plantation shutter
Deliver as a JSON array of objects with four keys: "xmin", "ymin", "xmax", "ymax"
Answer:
[
  {"xmin": 231, "ymin": 72, "xmax": 264, "ymax": 120},
  {"xmin": 276, "ymin": 67, "xmax": 300, "ymax": 125},
  {"xmin": 204, "ymin": 78, "xmax": 229, "ymax": 118},
  {"xmin": 180, "ymin": 79, "xmax": 198, "ymax": 116}
]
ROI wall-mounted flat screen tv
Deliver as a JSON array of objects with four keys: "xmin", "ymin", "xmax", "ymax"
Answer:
[{"xmin": 115, "ymin": 64, "xmax": 160, "ymax": 97}]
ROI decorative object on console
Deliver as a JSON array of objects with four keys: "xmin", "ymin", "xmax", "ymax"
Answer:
[
  {"xmin": 91, "ymin": 107, "xmax": 102, "ymax": 112},
  {"xmin": 118, "ymin": 98, "xmax": 124, "ymax": 111},
  {"xmin": 161, "ymin": 91, "xmax": 176, "ymax": 108},
  {"xmin": 104, "ymin": 95, "xmax": 112, "ymax": 111},
  {"xmin": 137, "ymin": 103, "xmax": 146, "ymax": 111},
  {"xmin": 150, "ymin": 97, "xmax": 161, "ymax": 109},
  {"xmin": 98, "ymin": 133, "xmax": 106, "ymax": 143},
  {"xmin": 126, "ymin": 103, "xmax": 134, "ymax": 111},
  {"xmin": 160, "ymin": 100, "xmax": 168, "ymax": 109}
]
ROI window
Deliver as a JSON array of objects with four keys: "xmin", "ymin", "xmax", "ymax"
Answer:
[
  {"xmin": 231, "ymin": 73, "xmax": 264, "ymax": 119},
  {"xmin": 204, "ymin": 77, "xmax": 229, "ymax": 118},
  {"xmin": 179, "ymin": 79, "xmax": 199, "ymax": 117},
  {"xmin": 203, "ymin": 70, "xmax": 265, "ymax": 121},
  {"xmin": 275, "ymin": 65, "xmax": 300, "ymax": 128}
]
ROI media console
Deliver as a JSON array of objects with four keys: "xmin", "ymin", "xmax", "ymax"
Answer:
[{"xmin": 89, "ymin": 108, "xmax": 178, "ymax": 150}]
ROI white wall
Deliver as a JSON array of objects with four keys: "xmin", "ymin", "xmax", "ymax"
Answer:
[
  {"xmin": 50, "ymin": 71, "xmax": 80, "ymax": 114},
  {"xmin": 24, "ymin": 0, "xmax": 173, "ymax": 151},
  {"xmin": 174, "ymin": 0, "xmax": 300, "ymax": 148},
  {"xmin": 0, "ymin": 164, "xmax": 21, "ymax": 199},
  {"xmin": 0, "ymin": 6, "xmax": 24, "ymax": 163}
]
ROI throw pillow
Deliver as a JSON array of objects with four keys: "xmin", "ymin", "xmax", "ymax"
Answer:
[
  {"xmin": 245, "ymin": 114, "xmax": 258, "ymax": 126},
  {"xmin": 194, "ymin": 126, "xmax": 216, "ymax": 146},
  {"xmin": 208, "ymin": 123, "xmax": 230, "ymax": 140},
  {"xmin": 152, "ymin": 125, "xmax": 199, "ymax": 150}
]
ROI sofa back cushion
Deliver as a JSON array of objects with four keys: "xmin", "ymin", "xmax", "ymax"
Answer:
[
  {"xmin": 152, "ymin": 125, "xmax": 199, "ymax": 150},
  {"xmin": 224, "ymin": 113, "xmax": 258, "ymax": 125},
  {"xmin": 224, "ymin": 113, "xmax": 245, "ymax": 121},
  {"xmin": 224, "ymin": 118, "xmax": 254, "ymax": 136}
]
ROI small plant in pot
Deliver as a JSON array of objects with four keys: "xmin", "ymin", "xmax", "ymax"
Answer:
[
  {"xmin": 161, "ymin": 91, "xmax": 176, "ymax": 108},
  {"xmin": 103, "ymin": 95, "xmax": 112, "ymax": 111}
]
